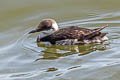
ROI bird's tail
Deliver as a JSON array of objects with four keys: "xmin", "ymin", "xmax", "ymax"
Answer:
[{"xmin": 85, "ymin": 24, "xmax": 108, "ymax": 39}]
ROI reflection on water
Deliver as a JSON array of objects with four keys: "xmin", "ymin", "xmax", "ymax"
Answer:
[{"xmin": 35, "ymin": 42, "xmax": 110, "ymax": 60}]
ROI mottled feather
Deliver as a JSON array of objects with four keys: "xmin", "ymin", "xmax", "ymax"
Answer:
[{"xmin": 40, "ymin": 25, "xmax": 108, "ymax": 44}]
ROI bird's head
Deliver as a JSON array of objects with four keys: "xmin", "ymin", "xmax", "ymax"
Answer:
[{"xmin": 29, "ymin": 18, "xmax": 59, "ymax": 34}]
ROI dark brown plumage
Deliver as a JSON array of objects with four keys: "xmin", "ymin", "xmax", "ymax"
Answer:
[
  {"xmin": 29, "ymin": 19, "xmax": 108, "ymax": 45},
  {"xmin": 38, "ymin": 25, "xmax": 107, "ymax": 44}
]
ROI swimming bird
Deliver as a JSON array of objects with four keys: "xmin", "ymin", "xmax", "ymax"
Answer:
[{"xmin": 29, "ymin": 19, "xmax": 108, "ymax": 45}]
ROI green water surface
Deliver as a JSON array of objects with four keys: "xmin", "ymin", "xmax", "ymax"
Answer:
[{"xmin": 0, "ymin": 0, "xmax": 120, "ymax": 80}]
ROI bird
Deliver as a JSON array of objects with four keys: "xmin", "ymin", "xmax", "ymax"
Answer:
[{"xmin": 29, "ymin": 18, "xmax": 108, "ymax": 45}]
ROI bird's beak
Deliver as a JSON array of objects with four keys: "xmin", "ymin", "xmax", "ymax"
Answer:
[{"xmin": 28, "ymin": 29, "xmax": 38, "ymax": 34}]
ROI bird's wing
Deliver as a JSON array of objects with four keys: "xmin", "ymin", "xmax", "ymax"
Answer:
[
  {"xmin": 84, "ymin": 24, "xmax": 108, "ymax": 39},
  {"xmin": 40, "ymin": 25, "xmax": 108, "ymax": 42},
  {"xmin": 40, "ymin": 26, "xmax": 90, "ymax": 41}
]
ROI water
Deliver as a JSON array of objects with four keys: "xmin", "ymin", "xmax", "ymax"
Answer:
[{"xmin": 0, "ymin": 0, "xmax": 120, "ymax": 80}]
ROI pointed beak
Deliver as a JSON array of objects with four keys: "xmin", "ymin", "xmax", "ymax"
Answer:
[{"xmin": 28, "ymin": 29, "xmax": 38, "ymax": 34}]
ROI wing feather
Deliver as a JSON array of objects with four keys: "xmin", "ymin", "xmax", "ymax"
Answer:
[{"xmin": 40, "ymin": 25, "xmax": 108, "ymax": 44}]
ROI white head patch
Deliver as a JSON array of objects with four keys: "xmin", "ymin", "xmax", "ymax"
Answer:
[{"xmin": 52, "ymin": 22, "xmax": 59, "ymax": 31}]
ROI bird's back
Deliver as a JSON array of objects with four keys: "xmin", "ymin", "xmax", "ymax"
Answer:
[{"xmin": 40, "ymin": 26, "xmax": 99, "ymax": 43}]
